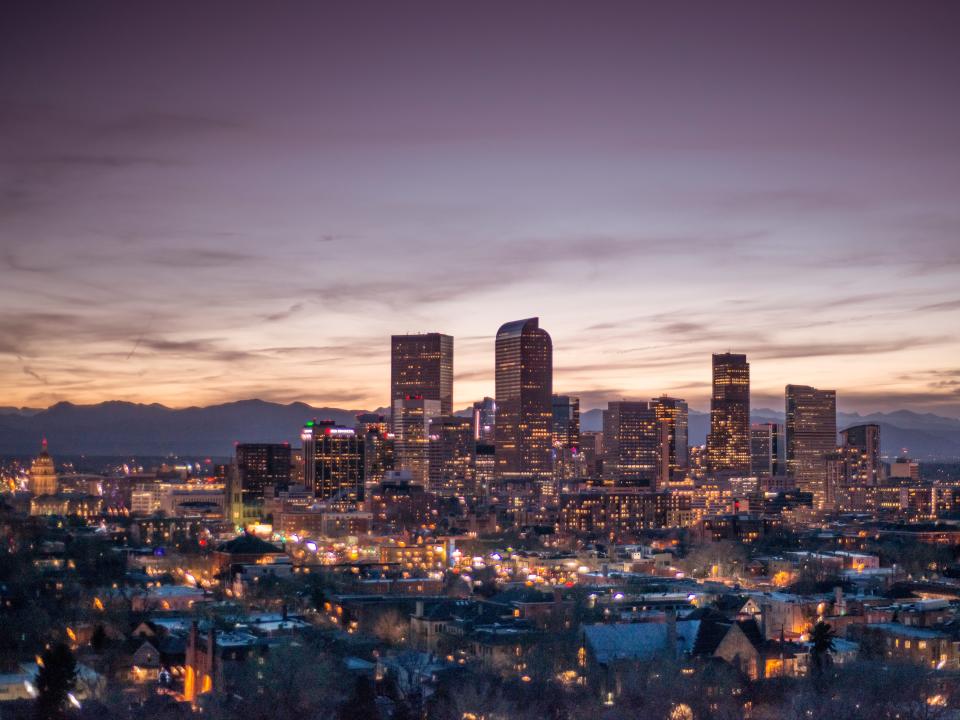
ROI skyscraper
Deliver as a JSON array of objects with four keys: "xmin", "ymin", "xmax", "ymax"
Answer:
[
  {"xmin": 428, "ymin": 415, "xmax": 475, "ymax": 497},
  {"xmin": 707, "ymin": 353, "xmax": 751, "ymax": 475},
  {"xmin": 300, "ymin": 421, "xmax": 317, "ymax": 491},
  {"xmin": 235, "ymin": 443, "xmax": 292, "ymax": 500},
  {"xmin": 603, "ymin": 401, "xmax": 665, "ymax": 489},
  {"xmin": 552, "ymin": 395, "xmax": 581, "ymax": 449},
  {"xmin": 356, "ymin": 413, "xmax": 395, "ymax": 492},
  {"xmin": 391, "ymin": 333, "xmax": 453, "ymax": 424},
  {"xmin": 785, "ymin": 384, "xmax": 837, "ymax": 509},
  {"xmin": 552, "ymin": 394, "xmax": 582, "ymax": 491},
  {"xmin": 307, "ymin": 421, "xmax": 366, "ymax": 502},
  {"xmin": 494, "ymin": 317, "xmax": 553, "ymax": 486},
  {"xmin": 393, "ymin": 396, "xmax": 442, "ymax": 485},
  {"xmin": 472, "ymin": 397, "xmax": 497, "ymax": 443},
  {"xmin": 839, "ymin": 423, "xmax": 881, "ymax": 486},
  {"xmin": 651, "ymin": 396, "xmax": 689, "ymax": 479},
  {"xmin": 750, "ymin": 422, "xmax": 785, "ymax": 478}
]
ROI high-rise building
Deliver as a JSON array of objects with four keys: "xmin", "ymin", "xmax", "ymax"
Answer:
[
  {"xmin": 579, "ymin": 431, "xmax": 605, "ymax": 482},
  {"xmin": 839, "ymin": 424, "xmax": 880, "ymax": 486},
  {"xmin": 393, "ymin": 396, "xmax": 442, "ymax": 485},
  {"xmin": 707, "ymin": 353, "xmax": 751, "ymax": 475},
  {"xmin": 750, "ymin": 423, "xmax": 785, "ymax": 478},
  {"xmin": 551, "ymin": 395, "xmax": 582, "ymax": 490},
  {"xmin": 602, "ymin": 401, "xmax": 665, "ymax": 489},
  {"xmin": 651, "ymin": 396, "xmax": 689, "ymax": 479},
  {"xmin": 494, "ymin": 317, "xmax": 553, "ymax": 486},
  {"xmin": 356, "ymin": 414, "xmax": 395, "ymax": 492},
  {"xmin": 785, "ymin": 384, "xmax": 837, "ymax": 509},
  {"xmin": 306, "ymin": 421, "xmax": 365, "ymax": 502},
  {"xmin": 472, "ymin": 397, "xmax": 497, "ymax": 443},
  {"xmin": 301, "ymin": 421, "xmax": 317, "ymax": 491},
  {"xmin": 29, "ymin": 438, "xmax": 58, "ymax": 497},
  {"xmin": 551, "ymin": 395, "xmax": 580, "ymax": 449},
  {"xmin": 391, "ymin": 333, "xmax": 453, "ymax": 424},
  {"xmin": 235, "ymin": 443, "xmax": 292, "ymax": 501},
  {"xmin": 473, "ymin": 444, "xmax": 496, "ymax": 500},
  {"xmin": 428, "ymin": 416, "xmax": 475, "ymax": 497},
  {"xmin": 224, "ymin": 464, "xmax": 243, "ymax": 526}
]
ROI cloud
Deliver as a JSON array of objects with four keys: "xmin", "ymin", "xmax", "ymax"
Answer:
[
  {"xmin": 262, "ymin": 302, "xmax": 305, "ymax": 323},
  {"xmin": 748, "ymin": 336, "xmax": 951, "ymax": 361},
  {"xmin": 99, "ymin": 112, "xmax": 243, "ymax": 139},
  {"xmin": 21, "ymin": 366, "xmax": 48, "ymax": 384},
  {"xmin": 138, "ymin": 338, "xmax": 259, "ymax": 363},
  {"xmin": 20, "ymin": 153, "xmax": 177, "ymax": 169},
  {"xmin": 146, "ymin": 247, "xmax": 259, "ymax": 268},
  {"xmin": 916, "ymin": 299, "xmax": 960, "ymax": 312}
]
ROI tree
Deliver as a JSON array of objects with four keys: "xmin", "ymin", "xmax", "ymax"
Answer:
[
  {"xmin": 338, "ymin": 676, "xmax": 378, "ymax": 720},
  {"xmin": 34, "ymin": 642, "xmax": 78, "ymax": 720},
  {"xmin": 808, "ymin": 621, "xmax": 837, "ymax": 677},
  {"xmin": 90, "ymin": 625, "xmax": 107, "ymax": 653},
  {"xmin": 372, "ymin": 608, "xmax": 409, "ymax": 645}
]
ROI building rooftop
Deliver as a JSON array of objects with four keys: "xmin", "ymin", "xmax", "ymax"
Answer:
[{"xmin": 583, "ymin": 620, "xmax": 700, "ymax": 664}]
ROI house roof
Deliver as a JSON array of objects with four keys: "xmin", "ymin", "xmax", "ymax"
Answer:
[
  {"xmin": 692, "ymin": 618, "xmax": 763, "ymax": 657},
  {"xmin": 583, "ymin": 621, "xmax": 700, "ymax": 665}
]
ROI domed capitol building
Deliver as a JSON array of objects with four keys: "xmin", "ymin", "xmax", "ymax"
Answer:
[{"xmin": 29, "ymin": 438, "xmax": 59, "ymax": 496}]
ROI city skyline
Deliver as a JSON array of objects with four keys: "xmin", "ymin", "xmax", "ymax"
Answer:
[{"xmin": 2, "ymin": 2, "xmax": 960, "ymax": 416}]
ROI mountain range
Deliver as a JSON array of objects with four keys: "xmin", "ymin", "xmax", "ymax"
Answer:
[
  {"xmin": 580, "ymin": 407, "xmax": 960, "ymax": 460},
  {"xmin": 1, "ymin": 400, "xmax": 958, "ymax": 460}
]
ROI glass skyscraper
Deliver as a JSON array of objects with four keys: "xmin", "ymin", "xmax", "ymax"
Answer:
[
  {"xmin": 785, "ymin": 384, "xmax": 837, "ymax": 509},
  {"xmin": 494, "ymin": 317, "xmax": 553, "ymax": 486},
  {"xmin": 707, "ymin": 353, "xmax": 751, "ymax": 475}
]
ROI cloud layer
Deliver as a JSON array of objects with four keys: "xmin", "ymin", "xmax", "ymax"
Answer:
[{"xmin": 1, "ymin": 1, "xmax": 959, "ymax": 417}]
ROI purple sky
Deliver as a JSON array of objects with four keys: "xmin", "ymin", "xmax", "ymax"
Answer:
[{"xmin": 2, "ymin": 1, "xmax": 959, "ymax": 415}]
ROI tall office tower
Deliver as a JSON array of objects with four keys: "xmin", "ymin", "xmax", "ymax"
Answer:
[
  {"xmin": 356, "ymin": 413, "xmax": 390, "ymax": 436},
  {"xmin": 290, "ymin": 447, "xmax": 304, "ymax": 485},
  {"xmin": 307, "ymin": 421, "xmax": 366, "ymax": 502},
  {"xmin": 235, "ymin": 443, "xmax": 292, "ymax": 501},
  {"xmin": 428, "ymin": 416, "xmax": 475, "ymax": 496},
  {"xmin": 494, "ymin": 317, "xmax": 553, "ymax": 486},
  {"xmin": 839, "ymin": 424, "xmax": 880, "ymax": 486},
  {"xmin": 579, "ymin": 431, "xmax": 605, "ymax": 481},
  {"xmin": 473, "ymin": 444, "xmax": 496, "ymax": 500},
  {"xmin": 651, "ymin": 396, "xmax": 689, "ymax": 479},
  {"xmin": 750, "ymin": 423, "xmax": 785, "ymax": 478},
  {"xmin": 602, "ymin": 401, "xmax": 665, "ymax": 489},
  {"xmin": 552, "ymin": 395, "xmax": 582, "ymax": 490},
  {"xmin": 707, "ymin": 353, "xmax": 751, "ymax": 475},
  {"xmin": 224, "ymin": 464, "xmax": 243, "ymax": 526},
  {"xmin": 785, "ymin": 384, "xmax": 837, "ymax": 509},
  {"xmin": 357, "ymin": 413, "xmax": 395, "ymax": 491},
  {"xmin": 393, "ymin": 396, "xmax": 442, "ymax": 485},
  {"xmin": 391, "ymin": 333, "xmax": 453, "ymax": 425},
  {"xmin": 551, "ymin": 395, "xmax": 581, "ymax": 449},
  {"xmin": 300, "ymin": 421, "xmax": 317, "ymax": 492},
  {"xmin": 472, "ymin": 397, "xmax": 497, "ymax": 443}
]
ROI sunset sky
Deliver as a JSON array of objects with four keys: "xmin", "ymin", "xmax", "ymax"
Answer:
[{"xmin": 2, "ymin": 1, "xmax": 959, "ymax": 416}]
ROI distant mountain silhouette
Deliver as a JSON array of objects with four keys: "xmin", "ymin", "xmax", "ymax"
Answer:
[
  {"xmin": 0, "ymin": 400, "xmax": 379, "ymax": 456},
  {"xmin": 1, "ymin": 399, "xmax": 957, "ymax": 459},
  {"xmin": 579, "ymin": 406, "xmax": 960, "ymax": 460}
]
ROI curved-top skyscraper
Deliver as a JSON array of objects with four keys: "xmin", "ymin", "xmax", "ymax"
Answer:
[{"xmin": 494, "ymin": 318, "xmax": 553, "ymax": 488}]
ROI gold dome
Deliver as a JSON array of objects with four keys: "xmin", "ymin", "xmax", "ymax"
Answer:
[{"xmin": 30, "ymin": 438, "xmax": 58, "ymax": 496}]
